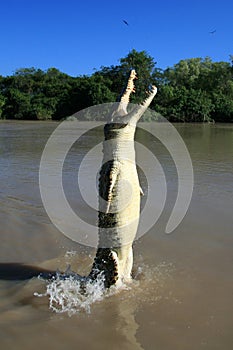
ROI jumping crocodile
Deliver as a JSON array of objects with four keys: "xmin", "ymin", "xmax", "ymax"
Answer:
[
  {"xmin": 41, "ymin": 70, "xmax": 157, "ymax": 289},
  {"xmin": 88, "ymin": 70, "xmax": 157, "ymax": 288}
]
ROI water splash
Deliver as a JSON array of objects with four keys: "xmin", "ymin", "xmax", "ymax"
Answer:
[
  {"xmin": 34, "ymin": 260, "xmax": 175, "ymax": 316},
  {"xmin": 35, "ymin": 272, "xmax": 106, "ymax": 316}
]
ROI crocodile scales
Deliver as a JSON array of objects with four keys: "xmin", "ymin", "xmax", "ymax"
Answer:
[
  {"xmin": 41, "ymin": 70, "xmax": 157, "ymax": 289},
  {"xmin": 89, "ymin": 70, "xmax": 157, "ymax": 288}
]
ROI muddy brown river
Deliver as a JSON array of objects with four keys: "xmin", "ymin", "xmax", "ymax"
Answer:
[{"xmin": 0, "ymin": 121, "xmax": 232, "ymax": 350}]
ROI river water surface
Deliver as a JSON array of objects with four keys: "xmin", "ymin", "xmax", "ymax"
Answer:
[{"xmin": 0, "ymin": 121, "xmax": 232, "ymax": 350}]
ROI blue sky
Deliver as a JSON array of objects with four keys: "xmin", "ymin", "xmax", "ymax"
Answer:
[{"xmin": 1, "ymin": 0, "xmax": 232, "ymax": 76}]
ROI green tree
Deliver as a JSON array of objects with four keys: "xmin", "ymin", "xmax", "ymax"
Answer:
[
  {"xmin": 0, "ymin": 94, "xmax": 5, "ymax": 119},
  {"xmin": 1, "ymin": 67, "xmax": 75, "ymax": 120},
  {"xmin": 0, "ymin": 53, "xmax": 233, "ymax": 122},
  {"xmin": 211, "ymin": 91, "xmax": 233, "ymax": 122},
  {"xmin": 160, "ymin": 57, "xmax": 233, "ymax": 122},
  {"xmin": 87, "ymin": 75, "xmax": 115, "ymax": 106},
  {"xmin": 164, "ymin": 58, "xmax": 203, "ymax": 89},
  {"xmin": 2, "ymin": 88, "xmax": 31, "ymax": 119}
]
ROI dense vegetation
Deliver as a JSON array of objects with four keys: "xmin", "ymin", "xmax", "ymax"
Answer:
[{"xmin": 0, "ymin": 50, "xmax": 232, "ymax": 122}]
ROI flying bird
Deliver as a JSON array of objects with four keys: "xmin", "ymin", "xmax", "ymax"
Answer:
[
  {"xmin": 123, "ymin": 20, "xmax": 129, "ymax": 26},
  {"xmin": 209, "ymin": 29, "xmax": 216, "ymax": 34}
]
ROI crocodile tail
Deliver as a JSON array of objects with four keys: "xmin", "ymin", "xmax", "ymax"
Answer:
[{"xmin": 89, "ymin": 248, "xmax": 119, "ymax": 288}]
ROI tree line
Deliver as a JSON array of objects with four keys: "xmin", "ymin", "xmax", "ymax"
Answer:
[{"xmin": 0, "ymin": 49, "xmax": 232, "ymax": 122}]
